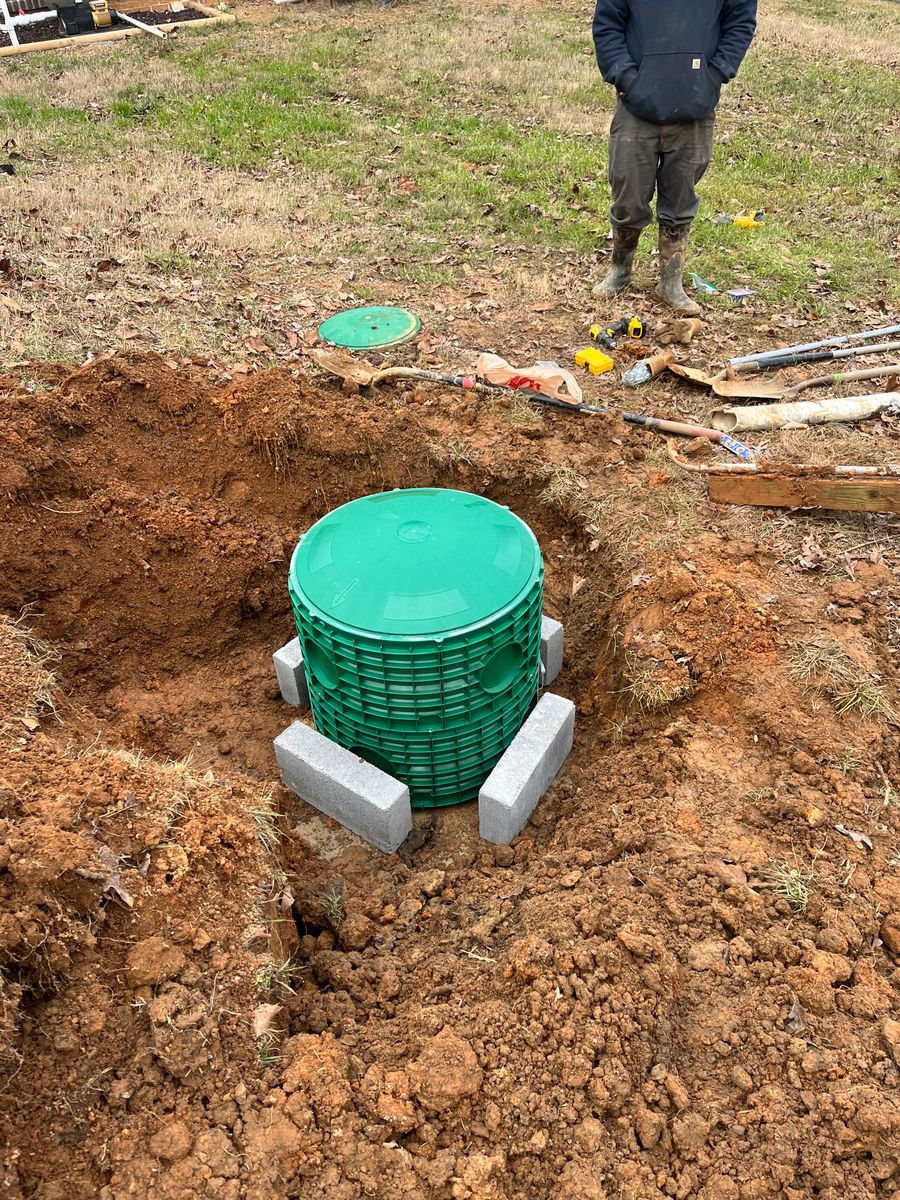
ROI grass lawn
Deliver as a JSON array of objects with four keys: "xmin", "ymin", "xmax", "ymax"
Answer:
[{"xmin": 0, "ymin": 0, "xmax": 897, "ymax": 365}]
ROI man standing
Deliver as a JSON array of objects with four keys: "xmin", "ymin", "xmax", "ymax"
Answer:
[{"xmin": 592, "ymin": 0, "xmax": 757, "ymax": 314}]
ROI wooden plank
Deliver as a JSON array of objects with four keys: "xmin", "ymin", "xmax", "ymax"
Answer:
[
  {"xmin": 0, "ymin": 3, "xmax": 229, "ymax": 52},
  {"xmin": 114, "ymin": 0, "xmax": 224, "ymax": 13},
  {"xmin": 0, "ymin": 27, "xmax": 135, "ymax": 53},
  {"xmin": 708, "ymin": 473, "xmax": 900, "ymax": 514},
  {"xmin": 185, "ymin": 0, "xmax": 227, "ymax": 15}
]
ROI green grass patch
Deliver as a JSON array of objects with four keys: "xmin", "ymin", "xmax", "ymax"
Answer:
[
  {"xmin": 124, "ymin": 13, "xmax": 899, "ymax": 300},
  {"xmin": 0, "ymin": 0, "xmax": 897, "ymax": 360}
]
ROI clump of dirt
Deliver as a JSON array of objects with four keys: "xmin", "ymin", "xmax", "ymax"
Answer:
[{"xmin": 1, "ymin": 354, "xmax": 899, "ymax": 1199}]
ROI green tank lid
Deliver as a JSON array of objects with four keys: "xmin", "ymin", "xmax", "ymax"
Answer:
[
  {"xmin": 317, "ymin": 305, "xmax": 420, "ymax": 351},
  {"xmin": 292, "ymin": 488, "xmax": 540, "ymax": 637}
]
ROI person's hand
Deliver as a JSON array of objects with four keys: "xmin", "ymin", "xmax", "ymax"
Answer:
[{"xmin": 617, "ymin": 65, "xmax": 639, "ymax": 95}]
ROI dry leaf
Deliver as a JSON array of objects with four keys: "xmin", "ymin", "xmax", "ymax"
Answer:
[
  {"xmin": 252, "ymin": 1003, "xmax": 283, "ymax": 1039},
  {"xmin": 571, "ymin": 574, "xmax": 587, "ymax": 597},
  {"xmin": 796, "ymin": 533, "xmax": 825, "ymax": 571},
  {"xmin": 75, "ymin": 844, "xmax": 134, "ymax": 907},
  {"xmin": 834, "ymin": 824, "xmax": 874, "ymax": 852},
  {"xmin": 704, "ymin": 853, "xmax": 748, "ymax": 888},
  {"xmin": 667, "ymin": 363, "xmax": 716, "ymax": 387},
  {"xmin": 786, "ymin": 997, "xmax": 807, "ymax": 1035},
  {"xmin": 0, "ymin": 294, "xmax": 29, "ymax": 314}
]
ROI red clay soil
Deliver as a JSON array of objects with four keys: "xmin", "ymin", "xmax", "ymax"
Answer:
[{"xmin": 1, "ymin": 353, "xmax": 899, "ymax": 1199}]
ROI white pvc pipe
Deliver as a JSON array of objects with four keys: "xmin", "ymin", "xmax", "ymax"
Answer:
[
  {"xmin": 0, "ymin": 0, "xmax": 20, "ymax": 44},
  {"xmin": 731, "ymin": 323, "xmax": 900, "ymax": 367},
  {"xmin": 712, "ymin": 392, "xmax": 900, "ymax": 433},
  {"xmin": 13, "ymin": 7, "xmax": 57, "ymax": 20},
  {"xmin": 112, "ymin": 9, "xmax": 166, "ymax": 36}
]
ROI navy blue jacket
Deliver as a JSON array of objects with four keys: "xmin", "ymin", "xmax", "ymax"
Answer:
[{"xmin": 593, "ymin": 0, "xmax": 757, "ymax": 125}]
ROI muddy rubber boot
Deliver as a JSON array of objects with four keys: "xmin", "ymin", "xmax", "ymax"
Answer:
[
  {"xmin": 655, "ymin": 224, "xmax": 702, "ymax": 316},
  {"xmin": 592, "ymin": 227, "xmax": 640, "ymax": 298}
]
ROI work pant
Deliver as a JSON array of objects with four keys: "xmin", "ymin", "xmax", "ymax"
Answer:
[{"xmin": 608, "ymin": 99, "xmax": 715, "ymax": 231}]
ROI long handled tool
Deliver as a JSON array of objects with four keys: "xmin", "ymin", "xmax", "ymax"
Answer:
[
  {"xmin": 366, "ymin": 366, "xmax": 611, "ymax": 416},
  {"xmin": 783, "ymin": 364, "xmax": 900, "ymax": 398},
  {"xmin": 310, "ymin": 346, "xmax": 756, "ymax": 457},
  {"xmin": 736, "ymin": 340, "xmax": 900, "ymax": 374},
  {"xmin": 731, "ymin": 323, "xmax": 900, "ymax": 367},
  {"xmin": 310, "ymin": 350, "xmax": 611, "ymax": 415},
  {"xmin": 623, "ymin": 414, "xmax": 756, "ymax": 461}
]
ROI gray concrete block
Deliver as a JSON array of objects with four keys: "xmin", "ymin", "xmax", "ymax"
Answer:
[
  {"xmin": 273, "ymin": 638, "xmax": 309, "ymax": 708},
  {"xmin": 540, "ymin": 616, "xmax": 564, "ymax": 687},
  {"xmin": 478, "ymin": 692, "xmax": 575, "ymax": 845},
  {"xmin": 274, "ymin": 721, "xmax": 412, "ymax": 854}
]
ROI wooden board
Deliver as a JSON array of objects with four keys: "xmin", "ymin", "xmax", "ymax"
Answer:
[
  {"xmin": 0, "ymin": 1, "xmax": 232, "ymax": 54},
  {"xmin": 708, "ymin": 473, "xmax": 900, "ymax": 514}
]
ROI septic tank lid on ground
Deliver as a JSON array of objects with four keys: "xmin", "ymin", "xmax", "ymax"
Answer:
[
  {"xmin": 317, "ymin": 306, "xmax": 421, "ymax": 351},
  {"xmin": 292, "ymin": 488, "xmax": 541, "ymax": 636}
]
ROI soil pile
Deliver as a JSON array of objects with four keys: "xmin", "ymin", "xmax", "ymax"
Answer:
[{"xmin": 1, "ymin": 354, "xmax": 899, "ymax": 1199}]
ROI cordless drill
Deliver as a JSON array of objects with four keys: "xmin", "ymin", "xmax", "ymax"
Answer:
[{"xmin": 590, "ymin": 315, "xmax": 647, "ymax": 350}]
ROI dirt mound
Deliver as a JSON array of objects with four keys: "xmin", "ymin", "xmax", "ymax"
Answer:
[{"xmin": 1, "ymin": 354, "xmax": 899, "ymax": 1198}]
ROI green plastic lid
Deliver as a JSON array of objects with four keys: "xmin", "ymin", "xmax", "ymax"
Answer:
[
  {"xmin": 292, "ymin": 489, "xmax": 541, "ymax": 637},
  {"xmin": 317, "ymin": 305, "xmax": 421, "ymax": 351}
]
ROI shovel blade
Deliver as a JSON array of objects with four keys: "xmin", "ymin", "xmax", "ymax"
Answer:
[{"xmin": 712, "ymin": 378, "xmax": 783, "ymax": 400}]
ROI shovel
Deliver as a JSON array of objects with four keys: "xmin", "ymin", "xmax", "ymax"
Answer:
[
  {"xmin": 309, "ymin": 348, "xmax": 610, "ymax": 415},
  {"xmin": 668, "ymin": 361, "xmax": 900, "ymax": 403}
]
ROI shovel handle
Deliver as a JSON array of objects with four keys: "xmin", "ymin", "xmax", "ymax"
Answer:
[{"xmin": 624, "ymin": 413, "xmax": 722, "ymax": 439}]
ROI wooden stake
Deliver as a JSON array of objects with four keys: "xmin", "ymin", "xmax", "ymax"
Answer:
[{"xmin": 708, "ymin": 473, "xmax": 900, "ymax": 514}]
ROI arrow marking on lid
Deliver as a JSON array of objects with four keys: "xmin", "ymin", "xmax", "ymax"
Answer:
[{"xmin": 332, "ymin": 577, "xmax": 360, "ymax": 608}]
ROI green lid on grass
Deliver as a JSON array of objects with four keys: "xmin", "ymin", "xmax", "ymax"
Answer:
[{"xmin": 317, "ymin": 305, "xmax": 421, "ymax": 350}]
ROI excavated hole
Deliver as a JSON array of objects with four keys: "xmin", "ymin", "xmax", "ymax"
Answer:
[{"xmin": 1, "ymin": 361, "xmax": 618, "ymax": 990}]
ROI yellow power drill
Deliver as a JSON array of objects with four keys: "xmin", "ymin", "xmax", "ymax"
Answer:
[{"xmin": 590, "ymin": 315, "xmax": 646, "ymax": 350}]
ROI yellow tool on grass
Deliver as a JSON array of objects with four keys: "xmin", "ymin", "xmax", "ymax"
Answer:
[
  {"xmin": 590, "ymin": 315, "xmax": 646, "ymax": 350},
  {"xmin": 575, "ymin": 347, "xmax": 615, "ymax": 376}
]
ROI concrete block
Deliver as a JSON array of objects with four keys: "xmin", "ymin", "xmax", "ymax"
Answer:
[
  {"xmin": 273, "ymin": 638, "xmax": 309, "ymax": 708},
  {"xmin": 274, "ymin": 721, "xmax": 412, "ymax": 854},
  {"xmin": 540, "ymin": 616, "xmax": 564, "ymax": 687},
  {"xmin": 478, "ymin": 692, "xmax": 575, "ymax": 845}
]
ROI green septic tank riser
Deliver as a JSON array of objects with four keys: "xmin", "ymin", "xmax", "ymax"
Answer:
[{"xmin": 288, "ymin": 488, "xmax": 544, "ymax": 808}]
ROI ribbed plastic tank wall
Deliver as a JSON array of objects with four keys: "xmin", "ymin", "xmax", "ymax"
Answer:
[{"xmin": 288, "ymin": 488, "xmax": 543, "ymax": 807}]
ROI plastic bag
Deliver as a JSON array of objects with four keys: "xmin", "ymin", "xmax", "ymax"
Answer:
[{"xmin": 474, "ymin": 353, "xmax": 583, "ymax": 405}]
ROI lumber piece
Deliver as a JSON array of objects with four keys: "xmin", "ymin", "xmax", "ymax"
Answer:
[
  {"xmin": 707, "ymin": 473, "xmax": 900, "ymax": 514},
  {"xmin": 0, "ymin": 26, "xmax": 135, "ymax": 52}
]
